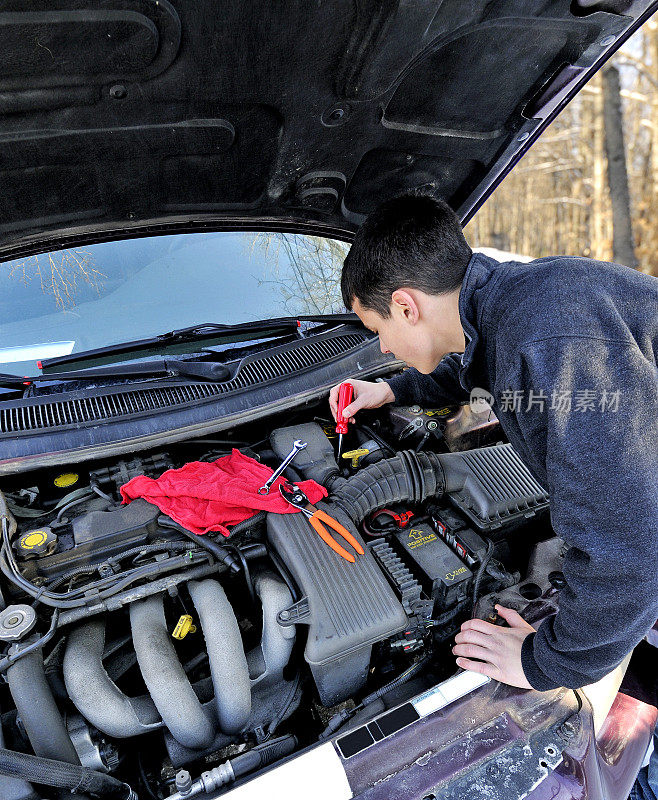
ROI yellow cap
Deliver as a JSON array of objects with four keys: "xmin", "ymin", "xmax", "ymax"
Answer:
[
  {"xmin": 20, "ymin": 531, "xmax": 48, "ymax": 549},
  {"xmin": 54, "ymin": 473, "xmax": 79, "ymax": 488},
  {"xmin": 341, "ymin": 448, "xmax": 370, "ymax": 468},
  {"xmin": 172, "ymin": 614, "xmax": 197, "ymax": 640}
]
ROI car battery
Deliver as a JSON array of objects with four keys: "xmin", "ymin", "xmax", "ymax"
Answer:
[{"xmin": 393, "ymin": 522, "xmax": 472, "ymax": 608}]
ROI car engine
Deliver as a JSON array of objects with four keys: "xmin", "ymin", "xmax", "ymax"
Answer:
[{"xmin": 0, "ymin": 402, "xmax": 565, "ymax": 800}]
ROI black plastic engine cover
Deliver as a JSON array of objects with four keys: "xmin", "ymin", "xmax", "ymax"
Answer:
[
  {"xmin": 20, "ymin": 499, "xmax": 162, "ymax": 579},
  {"xmin": 267, "ymin": 506, "xmax": 407, "ymax": 706}
]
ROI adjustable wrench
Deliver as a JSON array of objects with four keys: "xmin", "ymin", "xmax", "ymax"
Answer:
[{"xmin": 258, "ymin": 439, "xmax": 307, "ymax": 495}]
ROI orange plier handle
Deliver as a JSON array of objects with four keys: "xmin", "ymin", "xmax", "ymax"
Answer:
[
  {"xmin": 279, "ymin": 482, "xmax": 365, "ymax": 563},
  {"xmin": 307, "ymin": 508, "xmax": 365, "ymax": 563}
]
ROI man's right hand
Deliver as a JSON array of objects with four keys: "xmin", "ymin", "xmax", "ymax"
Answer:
[{"xmin": 328, "ymin": 379, "xmax": 395, "ymax": 423}]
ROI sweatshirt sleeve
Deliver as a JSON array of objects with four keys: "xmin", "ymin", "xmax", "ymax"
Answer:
[
  {"xmin": 513, "ymin": 336, "xmax": 658, "ymax": 691},
  {"xmin": 385, "ymin": 353, "xmax": 470, "ymax": 406}
]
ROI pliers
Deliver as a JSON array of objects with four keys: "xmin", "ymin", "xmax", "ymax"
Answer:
[{"xmin": 279, "ymin": 482, "xmax": 365, "ymax": 563}]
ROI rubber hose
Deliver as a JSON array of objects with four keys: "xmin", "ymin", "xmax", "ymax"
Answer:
[
  {"xmin": 63, "ymin": 618, "xmax": 163, "ymax": 739},
  {"xmin": 130, "ymin": 593, "xmax": 216, "ymax": 749},
  {"xmin": 360, "ymin": 652, "xmax": 433, "ymax": 708},
  {"xmin": 230, "ymin": 734, "xmax": 297, "ymax": 779},
  {"xmin": 472, "ymin": 539, "xmax": 495, "ymax": 612},
  {"xmin": 0, "ymin": 748, "xmax": 134, "ymax": 799},
  {"xmin": 327, "ymin": 448, "xmax": 474, "ymax": 524},
  {"xmin": 0, "ymin": 698, "xmax": 38, "ymax": 800},
  {"xmin": 229, "ymin": 511, "xmax": 267, "ymax": 537},
  {"xmin": 328, "ymin": 450, "xmax": 445, "ymax": 522},
  {"xmin": 188, "ymin": 579, "xmax": 252, "ymax": 734},
  {"xmin": 7, "ymin": 651, "xmax": 80, "ymax": 765}
]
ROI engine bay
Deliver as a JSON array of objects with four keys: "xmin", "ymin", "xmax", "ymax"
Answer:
[{"xmin": 0, "ymin": 400, "xmax": 565, "ymax": 800}]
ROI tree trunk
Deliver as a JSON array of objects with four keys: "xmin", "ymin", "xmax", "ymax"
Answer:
[{"xmin": 602, "ymin": 65, "xmax": 639, "ymax": 269}]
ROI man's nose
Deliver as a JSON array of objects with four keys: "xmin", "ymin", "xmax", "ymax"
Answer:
[{"xmin": 379, "ymin": 338, "xmax": 390, "ymax": 355}]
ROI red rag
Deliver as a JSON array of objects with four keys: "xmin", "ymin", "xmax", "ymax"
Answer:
[{"xmin": 119, "ymin": 448, "xmax": 328, "ymax": 536}]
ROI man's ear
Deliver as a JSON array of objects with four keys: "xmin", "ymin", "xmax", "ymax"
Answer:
[{"xmin": 391, "ymin": 288, "xmax": 420, "ymax": 323}]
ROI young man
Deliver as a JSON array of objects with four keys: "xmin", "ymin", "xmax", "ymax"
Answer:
[{"xmin": 329, "ymin": 193, "xmax": 658, "ymax": 693}]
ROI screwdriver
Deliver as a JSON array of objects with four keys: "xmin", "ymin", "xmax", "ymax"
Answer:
[{"xmin": 335, "ymin": 382, "xmax": 354, "ymax": 461}]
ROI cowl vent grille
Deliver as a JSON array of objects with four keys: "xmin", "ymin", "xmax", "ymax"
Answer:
[{"xmin": 1, "ymin": 332, "xmax": 368, "ymax": 435}]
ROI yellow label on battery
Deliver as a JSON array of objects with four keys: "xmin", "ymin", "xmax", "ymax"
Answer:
[
  {"xmin": 425, "ymin": 408, "xmax": 452, "ymax": 417},
  {"xmin": 406, "ymin": 528, "xmax": 438, "ymax": 549},
  {"xmin": 54, "ymin": 472, "xmax": 79, "ymax": 488},
  {"xmin": 20, "ymin": 531, "xmax": 48, "ymax": 549},
  {"xmin": 172, "ymin": 615, "xmax": 196, "ymax": 640},
  {"xmin": 445, "ymin": 567, "xmax": 468, "ymax": 582}
]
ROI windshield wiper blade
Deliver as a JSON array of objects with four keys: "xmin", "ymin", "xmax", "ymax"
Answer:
[
  {"xmin": 40, "ymin": 318, "xmax": 303, "ymax": 375},
  {"xmin": 13, "ymin": 358, "xmax": 231, "ymax": 386},
  {"xmin": 0, "ymin": 373, "xmax": 32, "ymax": 389},
  {"xmin": 39, "ymin": 314, "xmax": 363, "ymax": 375}
]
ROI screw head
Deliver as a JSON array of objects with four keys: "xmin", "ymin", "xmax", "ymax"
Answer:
[{"xmin": 109, "ymin": 84, "xmax": 127, "ymax": 99}]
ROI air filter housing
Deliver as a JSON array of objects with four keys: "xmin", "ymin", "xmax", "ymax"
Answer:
[{"xmin": 446, "ymin": 443, "xmax": 549, "ymax": 533}]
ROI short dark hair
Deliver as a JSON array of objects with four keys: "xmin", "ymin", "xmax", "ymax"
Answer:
[{"xmin": 341, "ymin": 193, "xmax": 472, "ymax": 316}]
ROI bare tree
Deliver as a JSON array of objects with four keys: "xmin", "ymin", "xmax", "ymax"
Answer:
[
  {"xmin": 247, "ymin": 233, "xmax": 348, "ymax": 315},
  {"xmin": 602, "ymin": 64, "xmax": 639, "ymax": 268},
  {"xmin": 7, "ymin": 248, "xmax": 105, "ymax": 310},
  {"xmin": 466, "ymin": 22, "xmax": 658, "ymax": 277}
]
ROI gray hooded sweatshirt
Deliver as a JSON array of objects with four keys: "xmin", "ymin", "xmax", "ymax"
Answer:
[{"xmin": 386, "ymin": 251, "xmax": 658, "ymax": 691}]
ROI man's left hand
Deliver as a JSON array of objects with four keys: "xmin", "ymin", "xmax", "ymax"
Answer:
[{"xmin": 452, "ymin": 605, "xmax": 536, "ymax": 689}]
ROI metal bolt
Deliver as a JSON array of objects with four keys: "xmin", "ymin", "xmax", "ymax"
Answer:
[
  {"xmin": 279, "ymin": 610, "xmax": 290, "ymax": 620},
  {"xmin": 557, "ymin": 720, "xmax": 577, "ymax": 740},
  {"xmin": 5, "ymin": 615, "xmax": 21, "ymax": 627},
  {"xmin": 600, "ymin": 35, "xmax": 616, "ymax": 47},
  {"xmin": 487, "ymin": 763, "xmax": 500, "ymax": 778},
  {"xmin": 109, "ymin": 84, "xmax": 127, "ymax": 99},
  {"xmin": 427, "ymin": 420, "xmax": 438, "ymax": 431},
  {"xmin": 175, "ymin": 770, "xmax": 193, "ymax": 793},
  {"xmin": 518, "ymin": 131, "xmax": 530, "ymax": 142}
]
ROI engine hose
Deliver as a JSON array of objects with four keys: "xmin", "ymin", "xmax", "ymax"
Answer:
[
  {"xmin": 0, "ymin": 748, "xmax": 135, "ymax": 800},
  {"xmin": 7, "ymin": 650, "xmax": 80, "ymax": 765},
  {"xmin": 166, "ymin": 736, "xmax": 297, "ymax": 800},
  {"xmin": 360, "ymin": 652, "xmax": 433, "ymax": 709},
  {"xmin": 0, "ymin": 697, "xmax": 36, "ymax": 800},
  {"xmin": 229, "ymin": 511, "xmax": 267, "ymax": 537},
  {"xmin": 0, "ymin": 493, "xmax": 17, "ymax": 538},
  {"xmin": 472, "ymin": 538, "xmax": 495, "ymax": 613},
  {"xmin": 328, "ymin": 449, "xmax": 469, "ymax": 524},
  {"xmin": 158, "ymin": 516, "xmax": 240, "ymax": 573},
  {"xmin": 431, "ymin": 599, "xmax": 470, "ymax": 627}
]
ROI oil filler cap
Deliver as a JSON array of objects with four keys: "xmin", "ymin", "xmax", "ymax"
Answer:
[
  {"xmin": 17, "ymin": 528, "xmax": 57, "ymax": 558},
  {"xmin": 0, "ymin": 604, "xmax": 37, "ymax": 641}
]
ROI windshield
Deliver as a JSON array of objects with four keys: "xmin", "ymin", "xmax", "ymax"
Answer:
[{"xmin": 0, "ymin": 231, "xmax": 349, "ymax": 376}]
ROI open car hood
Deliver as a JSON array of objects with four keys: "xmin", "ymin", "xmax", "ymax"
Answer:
[{"xmin": 0, "ymin": 0, "xmax": 655, "ymax": 257}]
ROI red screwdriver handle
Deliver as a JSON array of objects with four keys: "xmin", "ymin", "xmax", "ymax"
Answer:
[{"xmin": 336, "ymin": 382, "xmax": 354, "ymax": 435}]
